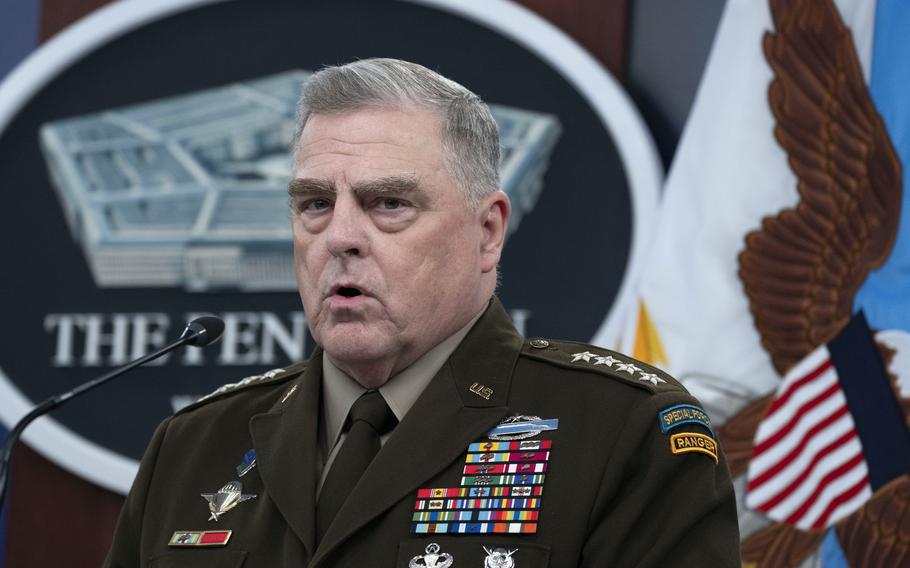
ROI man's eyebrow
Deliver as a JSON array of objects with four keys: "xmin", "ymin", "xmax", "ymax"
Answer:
[
  {"xmin": 350, "ymin": 174, "xmax": 421, "ymax": 197},
  {"xmin": 288, "ymin": 178, "xmax": 335, "ymax": 197}
]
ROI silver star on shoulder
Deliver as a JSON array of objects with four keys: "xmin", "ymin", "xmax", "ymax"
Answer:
[
  {"xmin": 593, "ymin": 355, "xmax": 620, "ymax": 366},
  {"xmin": 197, "ymin": 367, "xmax": 287, "ymax": 403},
  {"xmin": 615, "ymin": 362, "xmax": 642, "ymax": 375},
  {"xmin": 260, "ymin": 367, "xmax": 286, "ymax": 380},
  {"xmin": 571, "ymin": 351, "xmax": 598, "ymax": 363},
  {"xmin": 638, "ymin": 372, "xmax": 665, "ymax": 386}
]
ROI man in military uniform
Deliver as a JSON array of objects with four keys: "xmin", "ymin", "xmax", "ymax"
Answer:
[{"xmin": 105, "ymin": 58, "xmax": 739, "ymax": 567}]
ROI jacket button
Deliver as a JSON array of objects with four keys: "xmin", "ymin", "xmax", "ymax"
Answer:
[{"xmin": 529, "ymin": 338, "xmax": 549, "ymax": 349}]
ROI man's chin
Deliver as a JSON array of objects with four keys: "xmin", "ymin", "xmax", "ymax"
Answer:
[{"xmin": 320, "ymin": 328, "xmax": 395, "ymax": 367}]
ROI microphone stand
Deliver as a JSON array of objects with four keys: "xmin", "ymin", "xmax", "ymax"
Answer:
[{"xmin": 0, "ymin": 324, "xmax": 209, "ymax": 510}]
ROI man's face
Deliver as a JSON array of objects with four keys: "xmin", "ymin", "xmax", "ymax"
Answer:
[{"xmin": 290, "ymin": 108, "xmax": 508, "ymax": 386}]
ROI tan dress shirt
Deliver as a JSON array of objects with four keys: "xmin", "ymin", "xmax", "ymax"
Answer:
[{"xmin": 317, "ymin": 311, "xmax": 483, "ymax": 495}]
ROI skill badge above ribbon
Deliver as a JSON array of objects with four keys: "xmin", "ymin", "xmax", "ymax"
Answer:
[
  {"xmin": 412, "ymin": 414, "xmax": 556, "ymax": 535},
  {"xmin": 486, "ymin": 416, "xmax": 559, "ymax": 441},
  {"xmin": 171, "ymin": 450, "xmax": 260, "ymax": 546},
  {"xmin": 201, "ymin": 480, "xmax": 256, "ymax": 521}
]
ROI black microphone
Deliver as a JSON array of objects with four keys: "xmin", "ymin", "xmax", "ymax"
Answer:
[
  {"xmin": 181, "ymin": 315, "xmax": 225, "ymax": 347},
  {"xmin": 0, "ymin": 315, "xmax": 224, "ymax": 510}
]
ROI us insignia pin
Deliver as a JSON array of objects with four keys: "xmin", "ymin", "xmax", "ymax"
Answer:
[
  {"xmin": 409, "ymin": 542, "xmax": 454, "ymax": 568},
  {"xmin": 470, "ymin": 382, "xmax": 494, "ymax": 400},
  {"xmin": 484, "ymin": 546, "xmax": 518, "ymax": 568},
  {"xmin": 201, "ymin": 480, "xmax": 256, "ymax": 521}
]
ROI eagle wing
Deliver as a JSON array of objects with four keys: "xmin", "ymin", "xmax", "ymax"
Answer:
[
  {"xmin": 740, "ymin": 480, "xmax": 910, "ymax": 568},
  {"xmin": 717, "ymin": 393, "xmax": 772, "ymax": 477},
  {"xmin": 733, "ymin": 0, "xmax": 903, "ymax": 563},
  {"xmin": 836, "ymin": 475, "xmax": 910, "ymax": 567},
  {"xmin": 740, "ymin": 522, "xmax": 825, "ymax": 567},
  {"xmin": 738, "ymin": 0, "xmax": 902, "ymax": 376}
]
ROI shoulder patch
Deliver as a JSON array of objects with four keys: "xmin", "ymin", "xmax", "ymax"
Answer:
[
  {"xmin": 669, "ymin": 432, "xmax": 719, "ymax": 464},
  {"xmin": 177, "ymin": 362, "xmax": 306, "ymax": 414},
  {"xmin": 520, "ymin": 339, "xmax": 684, "ymax": 394},
  {"xmin": 658, "ymin": 404, "xmax": 714, "ymax": 435}
]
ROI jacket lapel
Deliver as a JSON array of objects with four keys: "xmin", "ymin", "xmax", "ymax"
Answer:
[
  {"xmin": 312, "ymin": 298, "xmax": 523, "ymax": 566},
  {"xmin": 249, "ymin": 350, "xmax": 323, "ymax": 558}
]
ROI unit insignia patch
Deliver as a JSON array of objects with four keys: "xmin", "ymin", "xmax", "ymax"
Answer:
[
  {"xmin": 669, "ymin": 432, "xmax": 719, "ymax": 463},
  {"xmin": 658, "ymin": 404, "xmax": 713, "ymax": 434}
]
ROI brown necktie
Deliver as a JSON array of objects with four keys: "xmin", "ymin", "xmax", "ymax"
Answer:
[{"xmin": 316, "ymin": 390, "xmax": 397, "ymax": 542}]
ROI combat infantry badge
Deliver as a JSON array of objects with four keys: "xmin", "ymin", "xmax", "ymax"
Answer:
[
  {"xmin": 201, "ymin": 480, "xmax": 256, "ymax": 521},
  {"xmin": 409, "ymin": 542, "xmax": 454, "ymax": 568},
  {"xmin": 487, "ymin": 415, "xmax": 559, "ymax": 441}
]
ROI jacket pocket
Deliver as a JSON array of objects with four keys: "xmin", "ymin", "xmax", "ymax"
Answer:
[
  {"xmin": 398, "ymin": 538, "xmax": 549, "ymax": 567},
  {"xmin": 148, "ymin": 550, "xmax": 247, "ymax": 567}
]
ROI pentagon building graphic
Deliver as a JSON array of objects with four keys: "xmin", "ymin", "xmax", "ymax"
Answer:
[{"xmin": 40, "ymin": 71, "xmax": 561, "ymax": 292}]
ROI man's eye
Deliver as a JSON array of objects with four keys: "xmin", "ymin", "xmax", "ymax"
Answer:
[
  {"xmin": 380, "ymin": 198, "xmax": 403, "ymax": 210},
  {"xmin": 305, "ymin": 198, "xmax": 332, "ymax": 211}
]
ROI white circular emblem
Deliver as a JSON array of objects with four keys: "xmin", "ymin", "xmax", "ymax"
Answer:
[{"xmin": 0, "ymin": 0, "xmax": 660, "ymax": 494}]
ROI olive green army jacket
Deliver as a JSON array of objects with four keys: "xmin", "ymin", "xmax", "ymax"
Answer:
[{"xmin": 105, "ymin": 298, "xmax": 740, "ymax": 567}]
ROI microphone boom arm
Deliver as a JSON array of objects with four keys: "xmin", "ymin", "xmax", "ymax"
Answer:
[{"xmin": 0, "ymin": 319, "xmax": 218, "ymax": 510}]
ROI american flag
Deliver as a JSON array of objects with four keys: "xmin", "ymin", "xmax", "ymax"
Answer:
[{"xmin": 745, "ymin": 345, "xmax": 873, "ymax": 530}]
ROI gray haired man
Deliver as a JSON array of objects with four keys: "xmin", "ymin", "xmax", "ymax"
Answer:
[{"xmin": 106, "ymin": 58, "xmax": 739, "ymax": 567}]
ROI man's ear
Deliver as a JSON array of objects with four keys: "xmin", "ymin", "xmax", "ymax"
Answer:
[{"xmin": 479, "ymin": 191, "xmax": 511, "ymax": 273}]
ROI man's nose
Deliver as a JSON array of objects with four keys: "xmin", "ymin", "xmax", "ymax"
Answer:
[{"xmin": 325, "ymin": 198, "xmax": 369, "ymax": 258}]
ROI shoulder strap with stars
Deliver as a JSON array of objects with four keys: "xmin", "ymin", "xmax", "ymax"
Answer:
[
  {"xmin": 175, "ymin": 361, "xmax": 307, "ymax": 415},
  {"xmin": 520, "ymin": 338, "xmax": 684, "ymax": 394}
]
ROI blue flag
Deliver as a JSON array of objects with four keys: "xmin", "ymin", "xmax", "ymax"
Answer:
[{"xmin": 854, "ymin": 0, "xmax": 910, "ymax": 329}]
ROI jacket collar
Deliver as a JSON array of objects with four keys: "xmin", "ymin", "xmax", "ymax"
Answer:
[
  {"xmin": 251, "ymin": 297, "xmax": 523, "ymax": 565},
  {"xmin": 249, "ymin": 351, "xmax": 322, "ymax": 556}
]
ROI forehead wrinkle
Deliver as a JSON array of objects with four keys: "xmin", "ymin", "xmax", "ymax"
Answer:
[{"xmin": 299, "ymin": 135, "xmax": 412, "ymax": 157}]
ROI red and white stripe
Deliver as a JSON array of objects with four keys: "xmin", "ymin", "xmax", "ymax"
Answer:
[{"xmin": 746, "ymin": 345, "xmax": 872, "ymax": 530}]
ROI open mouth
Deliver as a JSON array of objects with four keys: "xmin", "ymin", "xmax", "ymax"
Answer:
[{"xmin": 336, "ymin": 286, "xmax": 362, "ymax": 298}]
